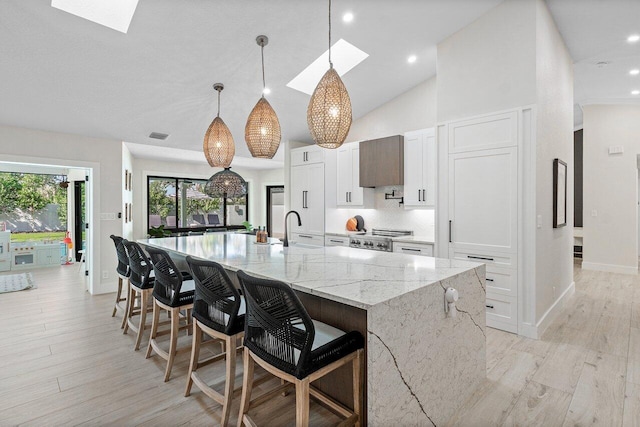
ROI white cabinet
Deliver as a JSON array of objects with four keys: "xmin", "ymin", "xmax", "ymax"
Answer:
[
  {"xmin": 291, "ymin": 232, "xmax": 325, "ymax": 247},
  {"xmin": 446, "ymin": 111, "xmax": 519, "ymax": 334},
  {"xmin": 404, "ymin": 128, "xmax": 436, "ymax": 207},
  {"xmin": 336, "ymin": 142, "xmax": 372, "ymax": 207},
  {"xmin": 36, "ymin": 246, "xmax": 59, "ymax": 266},
  {"xmin": 291, "ymin": 145, "xmax": 324, "ymax": 166},
  {"xmin": 325, "ymin": 235, "xmax": 350, "ymax": 247},
  {"xmin": 290, "ymin": 162, "xmax": 324, "ymax": 238},
  {"xmin": 393, "ymin": 241, "xmax": 433, "ymax": 256}
]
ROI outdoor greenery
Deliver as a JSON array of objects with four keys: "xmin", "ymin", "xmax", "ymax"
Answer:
[
  {"xmin": 148, "ymin": 179, "xmax": 222, "ymax": 222},
  {"xmin": 10, "ymin": 231, "xmax": 66, "ymax": 242},
  {"xmin": 0, "ymin": 173, "xmax": 67, "ymax": 222}
]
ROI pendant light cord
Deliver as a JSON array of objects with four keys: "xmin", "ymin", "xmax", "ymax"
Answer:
[
  {"xmin": 328, "ymin": 0, "xmax": 333, "ymax": 68},
  {"xmin": 261, "ymin": 43, "xmax": 266, "ymax": 94},
  {"xmin": 217, "ymin": 89, "xmax": 221, "ymax": 117}
]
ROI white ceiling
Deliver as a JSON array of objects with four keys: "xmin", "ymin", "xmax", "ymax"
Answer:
[{"xmin": 0, "ymin": 1, "xmax": 638, "ymax": 166}]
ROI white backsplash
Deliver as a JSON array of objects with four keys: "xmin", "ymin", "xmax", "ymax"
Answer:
[{"xmin": 325, "ymin": 186, "xmax": 435, "ymax": 239}]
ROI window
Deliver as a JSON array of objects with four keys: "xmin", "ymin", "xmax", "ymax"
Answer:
[{"xmin": 147, "ymin": 176, "xmax": 248, "ymax": 232}]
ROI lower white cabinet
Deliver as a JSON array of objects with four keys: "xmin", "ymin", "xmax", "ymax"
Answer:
[
  {"xmin": 485, "ymin": 293, "xmax": 517, "ymax": 334},
  {"xmin": 325, "ymin": 235, "xmax": 350, "ymax": 247},
  {"xmin": 290, "ymin": 233, "xmax": 324, "ymax": 247},
  {"xmin": 36, "ymin": 246, "xmax": 60, "ymax": 267},
  {"xmin": 393, "ymin": 241, "xmax": 434, "ymax": 256}
]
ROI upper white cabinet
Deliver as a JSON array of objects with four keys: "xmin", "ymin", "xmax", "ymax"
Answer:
[
  {"xmin": 290, "ymin": 146, "xmax": 325, "ymax": 238},
  {"xmin": 291, "ymin": 145, "xmax": 325, "ymax": 166},
  {"xmin": 404, "ymin": 128, "xmax": 436, "ymax": 208},
  {"xmin": 336, "ymin": 142, "xmax": 372, "ymax": 207}
]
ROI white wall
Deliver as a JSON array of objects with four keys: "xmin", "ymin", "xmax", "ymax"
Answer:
[
  {"xmin": 0, "ymin": 124, "xmax": 122, "ymax": 295},
  {"xmin": 346, "ymin": 77, "xmax": 437, "ymax": 142},
  {"xmin": 534, "ymin": 0, "xmax": 575, "ymax": 321},
  {"xmin": 122, "ymin": 144, "xmax": 134, "ymax": 240},
  {"xmin": 131, "ymin": 157, "xmax": 283, "ymax": 239},
  {"xmin": 436, "ymin": 0, "xmax": 537, "ymax": 123},
  {"xmin": 582, "ymin": 105, "xmax": 640, "ymax": 274}
]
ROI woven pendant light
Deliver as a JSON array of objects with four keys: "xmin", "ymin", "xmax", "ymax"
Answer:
[
  {"xmin": 307, "ymin": 0, "xmax": 352, "ymax": 149},
  {"xmin": 204, "ymin": 167, "xmax": 247, "ymax": 198},
  {"xmin": 203, "ymin": 83, "xmax": 235, "ymax": 168},
  {"xmin": 245, "ymin": 35, "xmax": 281, "ymax": 159}
]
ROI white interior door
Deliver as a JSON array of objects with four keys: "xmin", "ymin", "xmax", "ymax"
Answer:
[{"xmin": 448, "ymin": 147, "xmax": 518, "ymax": 254}]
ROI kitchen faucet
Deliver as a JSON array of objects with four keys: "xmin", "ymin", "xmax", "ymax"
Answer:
[{"xmin": 283, "ymin": 210, "xmax": 301, "ymax": 247}]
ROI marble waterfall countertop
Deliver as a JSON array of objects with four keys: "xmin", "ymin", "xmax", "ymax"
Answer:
[{"xmin": 138, "ymin": 233, "xmax": 478, "ymax": 310}]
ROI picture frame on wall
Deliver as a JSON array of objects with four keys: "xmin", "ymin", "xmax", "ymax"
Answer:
[
  {"xmin": 553, "ymin": 158, "xmax": 567, "ymax": 228},
  {"xmin": 124, "ymin": 169, "xmax": 129, "ymax": 190}
]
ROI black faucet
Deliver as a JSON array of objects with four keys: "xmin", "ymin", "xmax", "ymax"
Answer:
[{"xmin": 283, "ymin": 210, "xmax": 301, "ymax": 247}]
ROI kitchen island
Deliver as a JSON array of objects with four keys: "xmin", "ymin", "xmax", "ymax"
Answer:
[{"xmin": 139, "ymin": 233, "xmax": 486, "ymax": 426}]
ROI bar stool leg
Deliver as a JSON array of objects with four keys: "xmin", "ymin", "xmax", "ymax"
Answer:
[
  {"xmin": 134, "ymin": 289, "xmax": 149, "ymax": 351},
  {"xmin": 120, "ymin": 279, "xmax": 130, "ymax": 329},
  {"xmin": 145, "ymin": 300, "xmax": 161, "ymax": 359},
  {"xmin": 221, "ymin": 334, "xmax": 237, "ymax": 427},
  {"xmin": 123, "ymin": 284, "xmax": 135, "ymax": 334},
  {"xmin": 185, "ymin": 320, "xmax": 202, "ymax": 397},
  {"xmin": 164, "ymin": 307, "xmax": 180, "ymax": 382},
  {"xmin": 295, "ymin": 378, "xmax": 310, "ymax": 427},
  {"xmin": 112, "ymin": 277, "xmax": 122, "ymax": 317},
  {"xmin": 353, "ymin": 349, "xmax": 363, "ymax": 427},
  {"xmin": 237, "ymin": 350, "xmax": 255, "ymax": 427}
]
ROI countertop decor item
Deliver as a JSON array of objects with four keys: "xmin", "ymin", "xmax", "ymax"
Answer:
[
  {"xmin": 346, "ymin": 217, "xmax": 357, "ymax": 231},
  {"xmin": 245, "ymin": 35, "xmax": 281, "ymax": 159},
  {"xmin": 203, "ymin": 83, "xmax": 235, "ymax": 168},
  {"xmin": 307, "ymin": 0, "xmax": 352, "ymax": 149}
]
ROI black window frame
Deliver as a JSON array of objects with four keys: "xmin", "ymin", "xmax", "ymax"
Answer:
[{"xmin": 146, "ymin": 175, "xmax": 248, "ymax": 234}]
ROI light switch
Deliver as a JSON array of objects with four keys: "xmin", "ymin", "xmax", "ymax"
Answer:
[
  {"xmin": 591, "ymin": 210, "xmax": 598, "ymax": 217},
  {"xmin": 537, "ymin": 215, "xmax": 542, "ymax": 229}
]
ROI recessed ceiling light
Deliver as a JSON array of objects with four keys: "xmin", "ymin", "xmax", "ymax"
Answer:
[
  {"xmin": 263, "ymin": 87, "xmax": 271, "ymax": 95},
  {"xmin": 407, "ymin": 55, "xmax": 417, "ymax": 64},
  {"xmin": 630, "ymin": 69, "xmax": 640, "ymax": 76},
  {"xmin": 286, "ymin": 39, "xmax": 369, "ymax": 95},
  {"xmin": 632, "ymin": 90, "xmax": 640, "ymax": 95},
  {"xmin": 343, "ymin": 12, "xmax": 354, "ymax": 23},
  {"xmin": 628, "ymin": 34, "xmax": 640, "ymax": 43},
  {"xmin": 51, "ymin": 0, "xmax": 139, "ymax": 33}
]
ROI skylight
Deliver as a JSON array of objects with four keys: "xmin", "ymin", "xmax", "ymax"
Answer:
[
  {"xmin": 286, "ymin": 39, "xmax": 369, "ymax": 95},
  {"xmin": 51, "ymin": 0, "xmax": 139, "ymax": 34}
]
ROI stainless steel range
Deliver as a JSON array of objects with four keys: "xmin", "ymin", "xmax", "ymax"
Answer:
[{"xmin": 349, "ymin": 228, "xmax": 413, "ymax": 252}]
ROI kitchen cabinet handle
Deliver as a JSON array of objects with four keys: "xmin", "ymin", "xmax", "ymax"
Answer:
[
  {"xmin": 486, "ymin": 304, "xmax": 494, "ymax": 309},
  {"xmin": 349, "ymin": 192, "xmax": 352, "ymax": 202},
  {"xmin": 486, "ymin": 278, "xmax": 494, "ymax": 282},
  {"xmin": 401, "ymin": 248, "xmax": 421, "ymax": 252},
  {"xmin": 329, "ymin": 240, "xmax": 344, "ymax": 243},
  {"xmin": 449, "ymin": 220, "xmax": 452, "ymax": 243},
  {"xmin": 299, "ymin": 235, "xmax": 313, "ymax": 239},
  {"xmin": 304, "ymin": 152, "xmax": 307, "ymax": 162},
  {"xmin": 467, "ymin": 255, "xmax": 494, "ymax": 261},
  {"xmin": 422, "ymin": 189, "xmax": 426, "ymax": 202},
  {"xmin": 418, "ymin": 189, "xmax": 421, "ymax": 202},
  {"xmin": 346, "ymin": 192, "xmax": 349, "ymax": 203}
]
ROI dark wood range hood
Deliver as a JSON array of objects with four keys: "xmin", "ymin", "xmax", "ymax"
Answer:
[{"xmin": 358, "ymin": 135, "xmax": 404, "ymax": 187}]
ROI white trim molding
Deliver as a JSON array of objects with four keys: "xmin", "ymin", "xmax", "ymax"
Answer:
[
  {"xmin": 518, "ymin": 281, "xmax": 575, "ymax": 339},
  {"xmin": 582, "ymin": 262, "xmax": 639, "ymax": 275}
]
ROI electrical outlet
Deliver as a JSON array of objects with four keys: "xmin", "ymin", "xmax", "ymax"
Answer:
[{"xmin": 102, "ymin": 270, "xmax": 109, "ymax": 279}]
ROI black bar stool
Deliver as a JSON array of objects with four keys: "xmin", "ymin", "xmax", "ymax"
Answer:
[
  {"xmin": 109, "ymin": 235, "xmax": 129, "ymax": 328},
  {"xmin": 145, "ymin": 247, "xmax": 195, "ymax": 382},
  {"xmin": 236, "ymin": 270, "xmax": 364, "ymax": 427},
  {"xmin": 122, "ymin": 241, "xmax": 155, "ymax": 351},
  {"xmin": 184, "ymin": 256, "xmax": 245, "ymax": 427}
]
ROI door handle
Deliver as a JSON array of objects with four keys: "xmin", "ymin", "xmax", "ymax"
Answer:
[
  {"xmin": 299, "ymin": 234, "xmax": 313, "ymax": 239},
  {"xmin": 486, "ymin": 278, "xmax": 494, "ymax": 282},
  {"xmin": 418, "ymin": 189, "xmax": 421, "ymax": 202},
  {"xmin": 486, "ymin": 305, "xmax": 494, "ymax": 309},
  {"xmin": 449, "ymin": 220, "xmax": 452, "ymax": 243}
]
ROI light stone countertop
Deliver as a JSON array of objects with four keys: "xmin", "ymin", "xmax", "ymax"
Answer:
[{"xmin": 139, "ymin": 233, "xmax": 479, "ymax": 310}]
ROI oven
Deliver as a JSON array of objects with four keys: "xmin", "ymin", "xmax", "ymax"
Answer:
[{"xmin": 12, "ymin": 244, "xmax": 36, "ymax": 269}]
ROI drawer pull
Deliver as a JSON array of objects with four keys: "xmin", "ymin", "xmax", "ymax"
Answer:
[
  {"xmin": 329, "ymin": 240, "xmax": 343, "ymax": 243},
  {"xmin": 486, "ymin": 304, "xmax": 494, "ymax": 309},
  {"xmin": 299, "ymin": 235, "xmax": 313, "ymax": 239},
  {"xmin": 401, "ymin": 248, "xmax": 421, "ymax": 252},
  {"xmin": 468, "ymin": 255, "xmax": 494, "ymax": 261},
  {"xmin": 486, "ymin": 278, "xmax": 494, "ymax": 282}
]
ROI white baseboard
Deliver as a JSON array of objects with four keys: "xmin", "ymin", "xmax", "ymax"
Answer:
[
  {"xmin": 518, "ymin": 281, "xmax": 575, "ymax": 339},
  {"xmin": 534, "ymin": 281, "xmax": 575, "ymax": 338},
  {"xmin": 582, "ymin": 262, "xmax": 638, "ymax": 275}
]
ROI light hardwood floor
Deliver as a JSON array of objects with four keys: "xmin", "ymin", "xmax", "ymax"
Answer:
[{"xmin": 1, "ymin": 264, "xmax": 638, "ymax": 426}]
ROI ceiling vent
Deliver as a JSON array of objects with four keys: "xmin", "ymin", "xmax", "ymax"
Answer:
[{"xmin": 149, "ymin": 132, "xmax": 169, "ymax": 140}]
